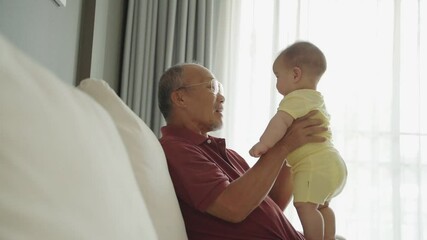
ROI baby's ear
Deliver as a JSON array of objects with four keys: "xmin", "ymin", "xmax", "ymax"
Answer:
[{"xmin": 293, "ymin": 66, "xmax": 302, "ymax": 81}]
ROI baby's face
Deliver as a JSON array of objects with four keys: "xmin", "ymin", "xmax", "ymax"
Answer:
[{"xmin": 272, "ymin": 57, "xmax": 294, "ymax": 95}]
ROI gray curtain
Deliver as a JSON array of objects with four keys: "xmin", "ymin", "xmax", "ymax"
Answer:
[{"xmin": 120, "ymin": 0, "xmax": 218, "ymax": 136}]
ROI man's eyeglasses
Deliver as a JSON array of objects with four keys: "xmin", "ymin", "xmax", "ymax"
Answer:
[{"xmin": 177, "ymin": 79, "xmax": 224, "ymax": 95}]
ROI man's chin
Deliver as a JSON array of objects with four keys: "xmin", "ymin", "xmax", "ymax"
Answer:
[{"xmin": 211, "ymin": 122, "xmax": 223, "ymax": 132}]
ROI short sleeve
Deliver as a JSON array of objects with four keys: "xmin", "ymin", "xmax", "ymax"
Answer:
[
  {"xmin": 162, "ymin": 141, "xmax": 229, "ymax": 211},
  {"xmin": 278, "ymin": 90, "xmax": 324, "ymax": 119}
]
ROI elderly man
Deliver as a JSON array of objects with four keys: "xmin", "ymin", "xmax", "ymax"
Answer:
[{"xmin": 158, "ymin": 63, "xmax": 326, "ymax": 239}]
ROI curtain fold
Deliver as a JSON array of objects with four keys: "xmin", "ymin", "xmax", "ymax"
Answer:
[{"xmin": 120, "ymin": 0, "xmax": 217, "ymax": 136}]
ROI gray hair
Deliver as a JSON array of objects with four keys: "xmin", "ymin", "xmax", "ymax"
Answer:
[{"xmin": 158, "ymin": 64, "xmax": 185, "ymax": 120}]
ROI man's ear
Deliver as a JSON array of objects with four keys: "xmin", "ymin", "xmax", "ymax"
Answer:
[
  {"xmin": 171, "ymin": 90, "xmax": 186, "ymax": 108},
  {"xmin": 293, "ymin": 66, "xmax": 302, "ymax": 82}
]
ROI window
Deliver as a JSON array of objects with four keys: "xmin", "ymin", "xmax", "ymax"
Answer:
[{"xmin": 213, "ymin": 0, "xmax": 427, "ymax": 239}]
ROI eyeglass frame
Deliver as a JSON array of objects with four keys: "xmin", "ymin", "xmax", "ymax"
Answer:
[{"xmin": 176, "ymin": 79, "xmax": 223, "ymax": 95}]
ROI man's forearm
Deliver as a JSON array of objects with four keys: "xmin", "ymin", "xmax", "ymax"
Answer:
[
  {"xmin": 206, "ymin": 110, "xmax": 325, "ymax": 222},
  {"xmin": 269, "ymin": 164, "xmax": 293, "ymax": 210},
  {"xmin": 206, "ymin": 143, "xmax": 289, "ymax": 223}
]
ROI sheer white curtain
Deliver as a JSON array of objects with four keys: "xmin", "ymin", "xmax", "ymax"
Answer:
[{"xmin": 212, "ymin": 0, "xmax": 426, "ymax": 239}]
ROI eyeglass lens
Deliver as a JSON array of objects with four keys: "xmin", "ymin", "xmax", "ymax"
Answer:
[{"xmin": 212, "ymin": 80, "xmax": 224, "ymax": 95}]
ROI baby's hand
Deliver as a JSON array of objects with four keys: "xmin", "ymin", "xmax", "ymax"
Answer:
[{"xmin": 249, "ymin": 142, "xmax": 269, "ymax": 157}]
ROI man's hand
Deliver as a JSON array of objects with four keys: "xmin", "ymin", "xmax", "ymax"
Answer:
[{"xmin": 276, "ymin": 110, "xmax": 326, "ymax": 154}]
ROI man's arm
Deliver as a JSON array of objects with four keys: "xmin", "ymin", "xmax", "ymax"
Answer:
[{"xmin": 205, "ymin": 110, "xmax": 326, "ymax": 223}]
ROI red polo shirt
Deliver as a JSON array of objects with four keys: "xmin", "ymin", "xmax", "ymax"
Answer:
[{"xmin": 160, "ymin": 125, "xmax": 304, "ymax": 240}]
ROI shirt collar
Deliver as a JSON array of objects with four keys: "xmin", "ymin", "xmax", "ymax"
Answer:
[{"xmin": 161, "ymin": 125, "xmax": 211, "ymax": 145}]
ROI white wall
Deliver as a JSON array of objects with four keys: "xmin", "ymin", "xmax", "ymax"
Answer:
[
  {"xmin": 0, "ymin": 0, "xmax": 126, "ymax": 91},
  {"xmin": 0, "ymin": 0, "xmax": 82, "ymax": 85}
]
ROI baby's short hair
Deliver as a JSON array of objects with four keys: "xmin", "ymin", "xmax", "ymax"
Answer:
[{"xmin": 280, "ymin": 41, "xmax": 327, "ymax": 77}]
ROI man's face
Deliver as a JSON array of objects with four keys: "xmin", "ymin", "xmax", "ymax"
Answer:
[{"xmin": 180, "ymin": 65, "xmax": 225, "ymax": 134}]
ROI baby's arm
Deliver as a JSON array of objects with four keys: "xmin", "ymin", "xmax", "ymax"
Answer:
[{"xmin": 249, "ymin": 111, "xmax": 294, "ymax": 157}]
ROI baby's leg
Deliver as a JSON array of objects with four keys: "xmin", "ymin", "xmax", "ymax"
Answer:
[
  {"xmin": 318, "ymin": 201, "xmax": 335, "ymax": 240},
  {"xmin": 294, "ymin": 202, "xmax": 323, "ymax": 240}
]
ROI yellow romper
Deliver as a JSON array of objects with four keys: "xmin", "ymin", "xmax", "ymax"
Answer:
[{"xmin": 279, "ymin": 89, "xmax": 347, "ymax": 204}]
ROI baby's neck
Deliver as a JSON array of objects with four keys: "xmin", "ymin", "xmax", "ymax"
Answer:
[{"xmin": 295, "ymin": 79, "xmax": 318, "ymax": 91}]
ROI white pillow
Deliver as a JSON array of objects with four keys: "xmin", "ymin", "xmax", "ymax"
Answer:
[
  {"xmin": 78, "ymin": 78, "xmax": 188, "ymax": 240},
  {"xmin": 0, "ymin": 34, "xmax": 158, "ymax": 239}
]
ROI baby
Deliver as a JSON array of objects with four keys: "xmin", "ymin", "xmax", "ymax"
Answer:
[{"xmin": 250, "ymin": 41, "xmax": 347, "ymax": 240}]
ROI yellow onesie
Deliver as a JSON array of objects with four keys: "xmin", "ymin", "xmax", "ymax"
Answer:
[{"xmin": 279, "ymin": 89, "xmax": 347, "ymax": 204}]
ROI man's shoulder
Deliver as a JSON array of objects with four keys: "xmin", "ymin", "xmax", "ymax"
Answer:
[
  {"xmin": 160, "ymin": 134, "xmax": 193, "ymax": 148},
  {"xmin": 160, "ymin": 134, "xmax": 206, "ymax": 156}
]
